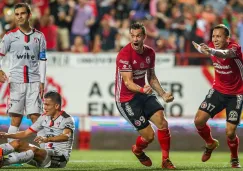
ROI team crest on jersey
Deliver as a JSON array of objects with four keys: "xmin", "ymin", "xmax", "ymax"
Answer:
[
  {"xmin": 200, "ymin": 102, "xmax": 207, "ymax": 109},
  {"xmin": 34, "ymin": 37, "xmax": 39, "ymax": 43},
  {"xmin": 228, "ymin": 110, "xmax": 238, "ymax": 121},
  {"xmin": 146, "ymin": 56, "xmax": 150, "ymax": 64},
  {"xmin": 140, "ymin": 63, "xmax": 144, "ymax": 68},
  {"xmin": 134, "ymin": 120, "xmax": 141, "ymax": 126}
]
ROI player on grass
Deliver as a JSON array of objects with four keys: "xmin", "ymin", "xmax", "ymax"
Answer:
[
  {"xmin": 0, "ymin": 91, "xmax": 74, "ymax": 168},
  {"xmin": 192, "ymin": 24, "xmax": 243, "ymax": 168},
  {"xmin": 115, "ymin": 22, "xmax": 176, "ymax": 169}
]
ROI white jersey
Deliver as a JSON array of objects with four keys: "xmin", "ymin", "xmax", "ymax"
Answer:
[
  {"xmin": 29, "ymin": 111, "xmax": 75, "ymax": 160},
  {"xmin": 0, "ymin": 28, "xmax": 47, "ymax": 83}
]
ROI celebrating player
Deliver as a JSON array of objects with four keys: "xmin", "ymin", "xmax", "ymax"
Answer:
[
  {"xmin": 115, "ymin": 22, "xmax": 176, "ymax": 169},
  {"xmin": 192, "ymin": 24, "xmax": 243, "ymax": 168}
]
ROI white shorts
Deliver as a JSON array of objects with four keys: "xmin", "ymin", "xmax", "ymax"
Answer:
[
  {"xmin": 7, "ymin": 82, "xmax": 42, "ymax": 115},
  {"xmin": 29, "ymin": 149, "xmax": 68, "ymax": 168}
]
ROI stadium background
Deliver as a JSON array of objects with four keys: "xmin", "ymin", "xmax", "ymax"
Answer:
[{"xmin": 0, "ymin": 0, "xmax": 243, "ymax": 156}]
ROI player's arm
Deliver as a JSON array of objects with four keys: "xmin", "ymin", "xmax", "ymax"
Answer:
[
  {"xmin": 192, "ymin": 41, "xmax": 236, "ymax": 58},
  {"xmin": 121, "ymin": 71, "xmax": 152, "ymax": 94},
  {"xmin": 35, "ymin": 128, "xmax": 72, "ymax": 143},
  {"xmin": 147, "ymin": 68, "xmax": 174, "ymax": 103},
  {"xmin": 0, "ymin": 129, "xmax": 34, "ymax": 139},
  {"xmin": 39, "ymin": 34, "xmax": 47, "ymax": 98},
  {"xmin": 0, "ymin": 34, "xmax": 10, "ymax": 82}
]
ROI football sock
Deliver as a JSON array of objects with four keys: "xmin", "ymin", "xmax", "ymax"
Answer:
[
  {"xmin": 3, "ymin": 150, "xmax": 34, "ymax": 166},
  {"xmin": 7, "ymin": 125, "xmax": 19, "ymax": 143},
  {"xmin": 196, "ymin": 123, "xmax": 214, "ymax": 144},
  {"xmin": 157, "ymin": 129, "xmax": 171, "ymax": 161},
  {"xmin": 227, "ymin": 135, "xmax": 239, "ymax": 159},
  {"xmin": 0, "ymin": 143, "xmax": 15, "ymax": 155},
  {"xmin": 134, "ymin": 136, "xmax": 149, "ymax": 153}
]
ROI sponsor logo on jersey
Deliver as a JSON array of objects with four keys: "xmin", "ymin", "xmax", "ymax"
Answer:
[
  {"xmin": 134, "ymin": 120, "xmax": 141, "ymax": 126},
  {"xmin": 200, "ymin": 102, "xmax": 207, "ymax": 109},
  {"xmin": 16, "ymin": 53, "xmax": 35, "ymax": 60}
]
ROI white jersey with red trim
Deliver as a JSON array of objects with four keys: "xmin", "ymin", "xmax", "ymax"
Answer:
[
  {"xmin": 0, "ymin": 28, "xmax": 47, "ymax": 83},
  {"xmin": 29, "ymin": 111, "xmax": 75, "ymax": 159}
]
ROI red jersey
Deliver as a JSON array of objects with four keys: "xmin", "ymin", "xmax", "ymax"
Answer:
[
  {"xmin": 115, "ymin": 43, "xmax": 155, "ymax": 102},
  {"xmin": 209, "ymin": 41, "xmax": 243, "ymax": 95}
]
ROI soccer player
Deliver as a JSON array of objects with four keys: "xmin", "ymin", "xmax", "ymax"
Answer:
[
  {"xmin": 0, "ymin": 3, "xmax": 47, "ymax": 145},
  {"xmin": 192, "ymin": 24, "xmax": 243, "ymax": 168},
  {"xmin": 115, "ymin": 22, "xmax": 176, "ymax": 169},
  {"xmin": 0, "ymin": 91, "xmax": 74, "ymax": 168}
]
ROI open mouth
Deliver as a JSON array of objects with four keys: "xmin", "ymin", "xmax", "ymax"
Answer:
[{"xmin": 133, "ymin": 43, "xmax": 139, "ymax": 48}]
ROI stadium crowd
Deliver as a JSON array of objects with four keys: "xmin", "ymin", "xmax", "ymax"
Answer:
[{"xmin": 0, "ymin": 0, "xmax": 243, "ymax": 54}]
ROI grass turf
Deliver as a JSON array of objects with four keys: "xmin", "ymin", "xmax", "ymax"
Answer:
[{"xmin": 1, "ymin": 150, "xmax": 242, "ymax": 171}]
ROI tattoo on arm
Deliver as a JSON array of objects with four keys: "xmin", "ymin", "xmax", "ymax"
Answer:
[{"xmin": 147, "ymin": 69, "xmax": 165, "ymax": 96}]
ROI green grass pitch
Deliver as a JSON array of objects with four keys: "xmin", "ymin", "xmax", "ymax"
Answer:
[{"xmin": 2, "ymin": 150, "xmax": 242, "ymax": 171}]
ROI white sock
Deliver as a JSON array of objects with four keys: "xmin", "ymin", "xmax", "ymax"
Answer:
[
  {"xmin": 7, "ymin": 125, "xmax": 19, "ymax": 143},
  {"xmin": 0, "ymin": 143, "xmax": 15, "ymax": 155},
  {"xmin": 37, "ymin": 129, "xmax": 45, "ymax": 148},
  {"xmin": 3, "ymin": 150, "xmax": 34, "ymax": 166}
]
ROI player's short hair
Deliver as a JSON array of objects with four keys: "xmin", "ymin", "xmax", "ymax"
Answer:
[
  {"xmin": 44, "ymin": 91, "xmax": 62, "ymax": 107},
  {"xmin": 213, "ymin": 24, "xmax": 230, "ymax": 37},
  {"xmin": 130, "ymin": 22, "xmax": 146, "ymax": 35},
  {"xmin": 14, "ymin": 3, "xmax": 31, "ymax": 14}
]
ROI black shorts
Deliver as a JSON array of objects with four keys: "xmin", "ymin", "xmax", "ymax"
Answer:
[
  {"xmin": 116, "ymin": 93, "xmax": 164, "ymax": 130},
  {"xmin": 199, "ymin": 89, "xmax": 243, "ymax": 125}
]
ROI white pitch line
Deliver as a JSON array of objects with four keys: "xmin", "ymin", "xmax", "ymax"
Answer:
[{"xmin": 70, "ymin": 160, "xmax": 137, "ymax": 163}]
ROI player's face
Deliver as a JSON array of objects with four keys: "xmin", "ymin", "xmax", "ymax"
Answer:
[
  {"xmin": 43, "ymin": 98, "xmax": 60, "ymax": 116},
  {"xmin": 212, "ymin": 28, "xmax": 229, "ymax": 49},
  {"xmin": 14, "ymin": 7, "xmax": 30, "ymax": 26},
  {"xmin": 130, "ymin": 28, "xmax": 145, "ymax": 52}
]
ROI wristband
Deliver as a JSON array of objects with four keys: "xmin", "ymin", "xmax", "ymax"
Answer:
[{"xmin": 139, "ymin": 87, "xmax": 144, "ymax": 93}]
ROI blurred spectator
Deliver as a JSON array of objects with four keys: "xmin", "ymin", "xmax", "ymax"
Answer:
[
  {"xmin": 117, "ymin": 19, "xmax": 130, "ymax": 49},
  {"xmin": 40, "ymin": 15, "xmax": 58, "ymax": 51},
  {"xmin": 96, "ymin": 0, "xmax": 115, "ymax": 18},
  {"xmin": 71, "ymin": 36, "xmax": 88, "ymax": 53},
  {"xmin": 229, "ymin": 0, "xmax": 243, "ymax": 14},
  {"xmin": 71, "ymin": 0, "xmax": 95, "ymax": 49},
  {"xmin": 203, "ymin": 0, "xmax": 227, "ymax": 15},
  {"xmin": 114, "ymin": 0, "xmax": 131, "ymax": 23},
  {"xmin": 93, "ymin": 14, "xmax": 119, "ymax": 52},
  {"xmin": 237, "ymin": 13, "xmax": 243, "ymax": 52},
  {"xmin": 50, "ymin": 0, "xmax": 73, "ymax": 51},
  {"xmin": 130, "ymin": 0, "xmax": 150, "ymax": 21}
]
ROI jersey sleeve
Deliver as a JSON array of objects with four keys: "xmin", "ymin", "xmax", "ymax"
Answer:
[
  {"xmin": 228, "ymin": 43, "xmax": 242, "ymax": 59},
  {"xmin": 0, "ymin": 34, "xmax": 11, "ymax": 56},
  {"xmin": 39, "ymin": 33, "xmax": 47, "ymax": 61},
  {"xmin": 29, "ymin": 115, "xmax": 45, "ymax": 133},
  {"xmin": 63, "ymin": 117, "xmax": 75, "ymax": 132},
  {"xmin": 117, "ymin": 50, "xmax": 132, "ymax": 72}
]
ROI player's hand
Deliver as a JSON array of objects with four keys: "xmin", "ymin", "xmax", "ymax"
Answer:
[
  {"xmin": 39, "ymin": 83, "xmax": 45, "ymax": 99},
  {"xmin": 0, "ymin": 70, "xmax": 7, "ymax": 83},
  {"xmin": 143, "ymin": 84, "xmax": 153, "ymax": 94},
  {"xmin": 34, "ymin": 136, "xmax": 48, "ymax": 144},
  {"xmin": 0, "ymin": 132, "xmax": 7, "ymax": 139},
  {"xmin": 161, "ymin": 92, "xmax": 174, "ymax": 103},
  {"xmin": 192, "ymin": 41, "xmax": 210, "ymax": 55}
]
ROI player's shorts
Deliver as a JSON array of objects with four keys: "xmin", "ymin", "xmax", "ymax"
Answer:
[
  {"xmin": 7, "ymin": 82, "xmax": 42, "ymax": 116},
  {"xmin": 29, "ymin": 149, "xmax": 68, "ymax": 168},
  {"xmin": 116, "ymin": 93, "xmax": 164, "ymax": 130},
  {"xmin": 199, "ymin": 89, "xmax": 243, "ymax": 125}
]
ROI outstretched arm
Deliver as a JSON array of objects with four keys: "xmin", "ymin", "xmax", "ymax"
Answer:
[
  {"xmin": 147, "ymin": 68, "xmax": 174, "ymax": 103},
  {"xmin": 192, "ymin": 41, "xmax": 237, "ymax": 58},
  {"xmin": 0, "ymin": 129, "xmax": 34, "ymax": 139}
]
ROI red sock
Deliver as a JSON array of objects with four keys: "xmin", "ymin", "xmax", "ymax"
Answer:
[
  {"xmin": 157, "ymin": 129, "xmax": 171, "ymax": 161},
  {"xmin": 196, "ymin": 123, "xmax": 214, "ymax": 144},
  {"xmin": 227, "ymin": 135, "xmax": 239, "ymax": 159},
  {"xmin": 134, "ymin": 136, "xmax": 149, "ymax": 153}
]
